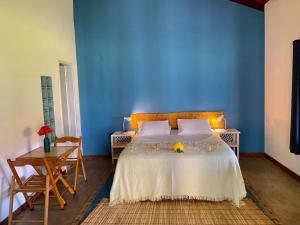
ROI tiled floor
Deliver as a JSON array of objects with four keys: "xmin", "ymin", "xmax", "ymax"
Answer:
[
  {"xmin": 240, "ymin": 156, "xmax": 300, "ymax": 225},
  {"xmin": 3, "ymin": 156, "xmax": 300, "ymax": 225}
]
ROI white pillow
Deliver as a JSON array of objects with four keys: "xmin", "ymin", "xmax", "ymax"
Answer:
[
  {"xmin": 177, "ymin": 119, "xmax": 212, "ymax": 135},
  {"xmin": 138, "ymin": 121, "xmax": 171, "ymax": 136}
]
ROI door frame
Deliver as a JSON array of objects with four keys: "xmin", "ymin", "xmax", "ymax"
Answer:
[{"xmin": 58, "ymin": 60, "xmax": 81, "ymax": 139}]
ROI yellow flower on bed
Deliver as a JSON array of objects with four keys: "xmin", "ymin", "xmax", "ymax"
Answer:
[{"xmin": 173, "ymin": 142, "xmax": 184, "ymax": 153}]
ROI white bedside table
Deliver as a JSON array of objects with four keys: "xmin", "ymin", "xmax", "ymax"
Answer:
[
  {"xmin": 214, "ymin": 128, "xmax": 240, "ymax": 160},
  {"xmin": 110, "ymin": 131, "xmax": 135, "ymax": 164}
]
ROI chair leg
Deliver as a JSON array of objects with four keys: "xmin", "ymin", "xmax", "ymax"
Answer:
[
  {"xmin": 78, "ymin": 149, "xmax": 87, "ymax": 181},
  {"xmin": 8, "ymin": 177, "xmax": 15, "ymax": 225},
  {"xmin": 79, "ymin": 150, "xmax": 87, "ymax": 182},
  {"xmin": 44, "ymin": 176, "xmax": 50, "ymax": 225},
  {"xmin": 74, "ymin": 157, "xmax": 79, "ymax": 191}
]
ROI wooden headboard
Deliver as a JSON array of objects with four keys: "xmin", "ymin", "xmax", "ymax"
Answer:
[{"xmin": 130, "ymin": 112, "xmax": 224, "ymax": 129}]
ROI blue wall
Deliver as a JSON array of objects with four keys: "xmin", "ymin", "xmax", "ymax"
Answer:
[{"xmin": 74, "ymin": 0, "xmax": 264, "ymax": 155}]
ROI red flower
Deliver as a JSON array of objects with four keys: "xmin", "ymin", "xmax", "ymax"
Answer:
[{"xmin": 38, "ymin": 125, "xmax": 53, "ymax": 136}]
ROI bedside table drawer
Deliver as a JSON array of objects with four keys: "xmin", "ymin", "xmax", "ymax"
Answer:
[
  {"xmin": 220, "ymin": 133, "xmax": 237, "ymax": 147},
  {"xmin": 112, "ymin": 135, "xmax": 132, "ymax": 146}
]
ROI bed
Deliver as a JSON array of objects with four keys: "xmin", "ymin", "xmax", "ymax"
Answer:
[{"xmin": 110, "ymin": 112, "xmax": 246, "ymax": 206}]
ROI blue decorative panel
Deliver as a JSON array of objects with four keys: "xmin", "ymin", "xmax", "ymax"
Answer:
[
  {"xmin": 41, "ymin": 76, "xmax": 56, "ymax": 140},
  {"xmin": 74, "ymin": 0, "xmax": 265, "ymax": 155}
]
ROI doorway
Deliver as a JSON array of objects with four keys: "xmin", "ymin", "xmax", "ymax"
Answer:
[{"xmin": 59, "ymin": 62, "xmax": 80, "ymax": 137}]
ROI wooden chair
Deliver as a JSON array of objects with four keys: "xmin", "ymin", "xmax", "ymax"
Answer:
[
  {"xmin": 7, "ymin": 159, "xmax": 51, "ymax": 225},
  {"xmin": 54, "ymin": 136, "xmax": 87, "ymax": 191}
]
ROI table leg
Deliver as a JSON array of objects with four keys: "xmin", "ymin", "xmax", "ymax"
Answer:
[
  {"xmin": 59, "ymin": 175, "xmax": 75, "ymax": 195},
  {"xmin": 59, "ymin": 156, "xmax": 76, "ymax": 194},
  {"xmin": 43, "ymin": 159, "xmax": 65, "ymax": 209}
]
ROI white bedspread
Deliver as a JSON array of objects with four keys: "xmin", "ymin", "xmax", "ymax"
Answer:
[{"xmin": 110, "ymin": 131, "xmax": 246, "ymax": 206}]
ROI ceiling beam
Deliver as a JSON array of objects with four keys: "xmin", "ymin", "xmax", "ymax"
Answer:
[{"xmin": 230, "ymin": 0, "xmax": 269, "ymax": 12}]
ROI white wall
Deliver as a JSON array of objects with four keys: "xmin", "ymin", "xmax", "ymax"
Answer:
[
  {"xmin": 265, "ymin": 0, "xmax": 300, "ymax": 175},
  {"xmin": 0, "ymin": 0, "xmax": 80, "ymax": 222}
]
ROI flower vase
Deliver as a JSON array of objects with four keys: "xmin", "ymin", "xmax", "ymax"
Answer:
[{"xmin": 44, "ymin": 136, "xmax": 50, "ymax": 152}]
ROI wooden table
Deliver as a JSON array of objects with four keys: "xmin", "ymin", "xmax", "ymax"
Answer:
[{"xmin": 13, "ymin": 146, "xmax": 77, "ymax": 209}]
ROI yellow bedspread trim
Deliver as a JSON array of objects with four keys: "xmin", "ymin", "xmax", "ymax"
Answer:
[{"xmin": 130, "ymin": 112, "xmax": 224, "ymax": 129}]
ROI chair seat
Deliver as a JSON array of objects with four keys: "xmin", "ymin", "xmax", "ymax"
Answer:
[{"xmin": 15, "ymin": 175, "xmax": 49, "ymax": 192}]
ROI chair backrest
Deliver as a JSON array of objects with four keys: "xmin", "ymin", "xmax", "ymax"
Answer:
[
  {"xmin": 54, "ymin": 136, "xmax": 82, "ymax": 148},
  {"xmin": 7, "ymin": 158, "xmax": 45, "ymax": 168},
  {"xmin": 7, "ymin": 158, "xmax": 45, "ymax": 184}
]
